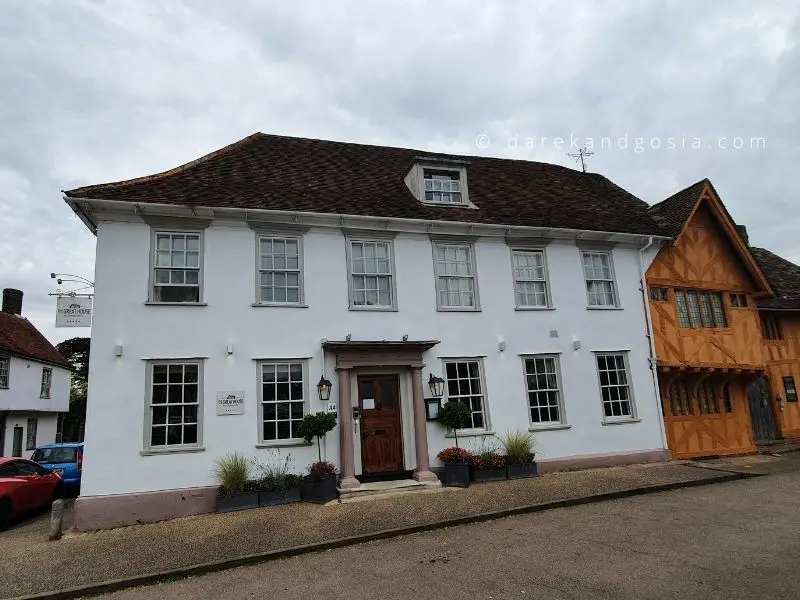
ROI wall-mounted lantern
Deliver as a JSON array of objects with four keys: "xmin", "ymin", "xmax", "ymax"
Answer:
[
  {"xmin": 428, "ymin": 373, "xmax": 445, "ymax": 398},
  {"xmin": 317, "ymin": 375, "xmax": 333, "ymax": 402}
]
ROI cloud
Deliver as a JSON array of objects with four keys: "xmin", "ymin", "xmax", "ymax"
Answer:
[{"xmin": 1, "ymin": 0, "xmax": 798, "ymax": 343}]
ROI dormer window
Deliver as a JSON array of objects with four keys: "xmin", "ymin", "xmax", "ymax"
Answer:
[
  {"xmin": 405, "ymin": 159, "xmax": 475, "ymax": 208},
  {"xmin": 424, "ymin": 169, "xmax": 462, "ymax": 204}
]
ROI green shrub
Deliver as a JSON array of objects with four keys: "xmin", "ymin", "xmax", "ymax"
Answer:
[
  {"xmin": 500, "ymin": 430, "xmax": 536, "ymax": 465},
  {"xmin": 298, "ymin": 412, "xmax": 337, "ymax": 462},
  {"xmin": 438, "ymin": 401, "xmax": 473, "ymax": 448},
  {"xmin": 212, "ymin": 451, "xmax": 251, "ymax": 496}
]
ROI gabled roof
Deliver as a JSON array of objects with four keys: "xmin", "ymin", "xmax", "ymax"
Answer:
[
  {"xmin": 750, "ymin": 247, "xmax": 800, "ymax": 311},
  {"xmin": 648, "ymin": 179, "xmax": 773, "ymax": 295},
  {"xmin": 65, "ymin": 133, "xmax": 665, "ymax": 237},
  {"xmin": 0, "ymin": 312, "xmax": 70, "ymax": 368}
]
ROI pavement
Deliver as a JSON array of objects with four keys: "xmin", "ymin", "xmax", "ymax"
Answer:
[
  {"xmin": 1, "ymin": 455, "xmax": 796, "ymax": 599},
  {"xmin": 95, "ymin": 468, "xmax": 800, "ymax": 600}
]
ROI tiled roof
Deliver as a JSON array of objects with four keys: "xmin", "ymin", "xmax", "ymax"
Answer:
[
  {"xmin": 647, "ymin": 179, "xmax": 709, "ymax": 237},
  {"xmin": 0, "ymin": 311, "xmax": 70, "ymax": 367},
  {"xmin": 65, "ymin": 133, "xmax": 664, "ymax": 236},
  {"xmin": 750, "ymin": 247, "xmax": 800, "ymax": 311}
]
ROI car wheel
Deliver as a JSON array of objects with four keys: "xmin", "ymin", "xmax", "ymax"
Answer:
[{"xmin": 0, "ymin": 498, "xmax": 10, "ymax": 532}]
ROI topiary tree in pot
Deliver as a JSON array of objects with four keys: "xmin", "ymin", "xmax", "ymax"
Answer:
[
  {"xmin": 297, "ymin": 412, "xmax": 338, "ymax": 503},
  {"xmin": 436, "ymin": 401, "xmax": 473, "ymax": 487}
]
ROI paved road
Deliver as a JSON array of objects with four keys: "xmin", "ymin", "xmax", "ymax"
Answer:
[{"xmin": 102, "ymin": 471, "xmax": 800, "ymax": 600}]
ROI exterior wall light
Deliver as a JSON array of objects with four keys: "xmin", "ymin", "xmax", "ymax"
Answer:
[
  {"xmin": 428, "ymin": 373, "xmax": 445, "ymax": 398},
  {"xmin": 317, "ymin": 375, "xmax": 333, "ymax": 402}
]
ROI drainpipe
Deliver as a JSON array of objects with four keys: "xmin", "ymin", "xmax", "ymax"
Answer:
[{"xmin": 638, "ymin": 236, "xmax": 669, "ymax": 450}]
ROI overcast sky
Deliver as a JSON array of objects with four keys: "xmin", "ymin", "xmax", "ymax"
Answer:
[{"xmin": 1, "ymin": 0, "xmax": 798, "ymax": 344}]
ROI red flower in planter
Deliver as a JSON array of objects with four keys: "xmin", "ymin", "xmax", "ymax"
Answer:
[
  {"xmin": 309, "ymin": 461, "xmax": 337, "ymax": 475},
  {"xmin": 437, "ymin": 447, "xmax": 471, "ymax": 464},
  {"xmin": 468, "ymin": 454, "xmax": 486, "ymax": 470},
  {"xmin": 490, "ymin": 454, "xmax": 507, "ymax": 469}
]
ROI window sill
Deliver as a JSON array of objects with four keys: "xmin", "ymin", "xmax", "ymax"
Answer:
[
  {"xmin": 601, "ymin": 419, "xmax": 642, "ymax": 426},
  {"xmin": 140, "ymin": 446, "xmax": 206, "ymax": 456},
  {"xmin": 445, "ymin": 430, "xmax": 495, "ymax": 438},
  {"xmin": 437, "ymin": 307, "xmax": 482, "ymax": 313},
  {"xmin": 515, "ymin": 306, "xmax": 555, "ymax": 311},
  {"xmin": 255, "ymin": 441, "xmax": 312, "ymax": 449},
  {"xmin": 251, "ymin": 303, "xmax": 308, "ymax": 309},
  {"xmin": 529, "ymin": 424, "xmax": 572, "ymax": 432},
  {"xmin": 144, "ymin": 302, "xmax": 207, "ymax": 307},
  {"xmin": 586, "ymin": 306, "xmax": 623, "ymax": 311},
  {"xmin": 348, "ymin": 306, "xmax": 398, "ymax": 312}
]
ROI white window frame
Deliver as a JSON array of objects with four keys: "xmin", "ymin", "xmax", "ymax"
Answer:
[
  {"xmin": 143, "ymin": 359, "xmax": 204, "ymax": 453},
  {"xmin": 345, "ymin": 237, "xmax": 398, "ymax": 311},
  {"xmin": 0, "ymin": 354, "xmax": 9, "ymax": 388},
  {"xmin": 442, "ymin": 357, "xmax": 490, "ymax": 433},
  {"xmin": 594, "ymin": 351, "xmax": 637, "ymax": 422},
  {"xmin": 511, "ymin": 248, "xmax": 552, "ymax": 309},
  {"xmin": 40, "ymin": 367, "xmax": 52, "ymax": 399},
  {"xmin": 257, "ymin": 360, "xmax": 309, "ymax": 446},
  {"xmin": 255, "ymin": 234, "xmax": 305, "ymax": 306},
  {"xmin": 433, "ymin": 242, "xmax": 480, "ymax": 311},
  {"xmin": 521, "ymin": 354, "xmax": 566, "ymax": 427},
  {"xmin": 422, "ymin": 167, "xmax": 464, "ymax": 205},
  {"xmin": 581, "ymin": 250, "xmax": 619, "ymax": 308},
  {"xmin": 149, "ymin": 230, "xmax": 204, "ymax": 304},
  {"xmin": 26, "ymin": 417, "xmax": 37, "ymax": 451}
]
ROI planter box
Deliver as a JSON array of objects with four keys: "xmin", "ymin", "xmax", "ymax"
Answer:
[
  {"xmin": 507, "ymin": 462, "xmax": 538, "ymax": 479},
  {"xmin": 258, "ymin": 486, "xmax": 303, "ymax": 507},
  {"xmin": 441, "ymin": 463, "xmax": 471, "ymax": 488},
  {"xmin": 472, "ymin": 467, "xmax": 507, "ymax": 483},
  {"xmin": 302, "ymin": 474, "xmax": 337, "ymax": 504},
  {"xmin": 216, "ymin": 491, "xmax": 260, "ymax": 513}
]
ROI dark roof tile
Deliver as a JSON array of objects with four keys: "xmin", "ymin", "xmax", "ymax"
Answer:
[
  {"xmin": 0, "ymin": 312, "xmax": 70, "ymax": 367},
  {"xmin": 66, "ymin": 133, "xmax": 664, "ymax": 237},
  {"xmin": 750, "ymin": 247, "xmax": 800, "ymax": 311}
]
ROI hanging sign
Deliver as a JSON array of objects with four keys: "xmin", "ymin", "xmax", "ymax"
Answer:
[{"xmin": 55, "ymin": 296, "xmax": 93, "ymax": 327}]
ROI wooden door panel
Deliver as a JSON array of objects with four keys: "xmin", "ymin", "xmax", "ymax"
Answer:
[{"xmin": 358, "ymin": 376, "xmax": 403, "ymax": 474}]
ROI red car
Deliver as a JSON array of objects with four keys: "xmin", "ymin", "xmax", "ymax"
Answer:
[{"xmin": 0, "ymin": 457, "xmax": 63, "ymax": 530}]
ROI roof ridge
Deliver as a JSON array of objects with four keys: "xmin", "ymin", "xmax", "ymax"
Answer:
[{"xmin": 65, "ymin": 133, "xmax": 265, "ymax": 197}]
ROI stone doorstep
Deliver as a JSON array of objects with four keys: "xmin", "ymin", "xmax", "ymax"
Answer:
[{"xmin": 336, "ymin": 479, "xmax": 443, "ymax": 503}]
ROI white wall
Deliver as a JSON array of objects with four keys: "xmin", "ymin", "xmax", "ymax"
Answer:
[
  {"xmin": 0, "ymin": 355, "xmax": 70, "ymax": 412},
  {"xmin": 83, "ymin": 219, "xmax": 664, "ymax": 496},
  {"xmin": 1, "ymin": 412, "xmax": 58, "ymax": 457}
]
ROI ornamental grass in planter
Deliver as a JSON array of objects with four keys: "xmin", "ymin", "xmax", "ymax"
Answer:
[
  {"xmin": 501, "ymin": 430, "xmax": 539, "ymax": 479},
  {"xmin": 470, "ymin": 450, "xmax": 507, "ymax": 483},
  {"xmin": 213, "ymin": 451, "xmax": 260, "ymax": 513},
  {"xmin": 254, "ymin": 451, "xmax": 304, "ymax": 506}
]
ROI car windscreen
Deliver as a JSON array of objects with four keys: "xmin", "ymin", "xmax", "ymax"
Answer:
[{"xmin": 32, "ymin": 447, "xmax": 77, "ymax": 464}]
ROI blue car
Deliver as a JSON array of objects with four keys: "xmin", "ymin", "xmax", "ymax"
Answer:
[{"xmin": 31, "ymin": 443, "xmax": 83, "ymax": 496}]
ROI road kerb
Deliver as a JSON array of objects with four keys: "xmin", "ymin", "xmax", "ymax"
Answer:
[{"xmin": 9, "ymin": 471, "xmax": 757, "ymax": 600}]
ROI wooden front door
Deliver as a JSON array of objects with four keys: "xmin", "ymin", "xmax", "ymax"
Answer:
[
  {"xmin": 358, "ymin": 375, "xmax": 403, "ymax": 475},
  {"xmin": 12, "ymin": 426, "xmax": 23, "ymax": 457}
]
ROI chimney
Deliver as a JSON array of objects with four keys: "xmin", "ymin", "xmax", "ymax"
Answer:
[
  {"xmin": 736, "ymin": 225, "xmax": 749, "ymax": 246},
  {"xmin": 2, "ymin": 288, "xmax": 23, "ymax": 315}
]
